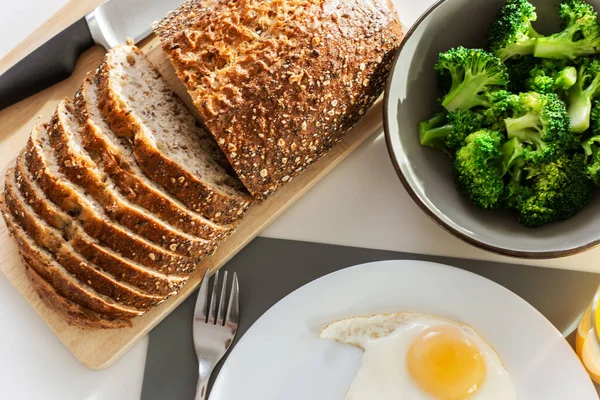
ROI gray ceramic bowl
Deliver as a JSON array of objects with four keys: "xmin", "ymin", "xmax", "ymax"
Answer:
[{"xmin": 383, "ymin": 0, "xmax": 600, "ymax": 258}]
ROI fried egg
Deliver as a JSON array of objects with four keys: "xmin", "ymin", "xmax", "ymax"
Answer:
[{"xmin": 320, "ymin": 313, "xmax": 516, "ymax": 400}]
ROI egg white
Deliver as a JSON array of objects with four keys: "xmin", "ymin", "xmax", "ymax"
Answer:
[{"xmin": 320, "ymin": 313, "xmax": 516, "ymax": 400}]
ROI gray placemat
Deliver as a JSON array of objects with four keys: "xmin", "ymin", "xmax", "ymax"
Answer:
[{"xmin": 141, "ymin": 238, "xmax": 600, "ymax": 400}]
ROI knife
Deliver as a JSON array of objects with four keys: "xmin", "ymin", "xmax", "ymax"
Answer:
[{"xmin": 0, "ymin": 0, "xmax": 182, "ymax": 110}]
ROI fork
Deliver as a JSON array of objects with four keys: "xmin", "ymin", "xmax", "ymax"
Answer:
[{"xmin": 193, "ymin": 269, "xmax": 239, "ymax": 400}]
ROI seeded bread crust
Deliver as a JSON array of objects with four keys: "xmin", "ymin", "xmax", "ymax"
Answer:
[
  {"xmin": 25, "ymin": 124, "xmax": 196, "ymax": 276},
  {"xmin": 24, "ymin": 264, "xmax": 130, "ymax": 330},
  {"xmin": 155, "ymin": 0, "xmax": 404, "ymax": 198},
  {"xmin": 14, "ymin": 153, "xmax": 185, "ymax": 296},
  {"xmin": 5, "ymin": 170, "xmax": 163, "ymax": 310},
  {"xmin": 96, "ymin": 44, "xmax": 252, "ymax": 224},
  {"xmin": 73, "ymin": 74, "xmax": 233, "ymax": 242},
  {"xmin": 1, "ymin": 193, "xmax": 143, "ymax": 320},
  {"xmin": 47, "ymin": 99, "xmax": 214, "ymax": 258}
]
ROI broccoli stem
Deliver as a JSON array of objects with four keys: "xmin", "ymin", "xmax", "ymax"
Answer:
[
  {"xmin": 420, "ymin": 125, "xmax": 454, "ymax": 147},
  {"xmin": 503, "ymin": 23, "xmax": 543, "ymax": 59},
  {"xmin": 441, "ymin": 74, "xmax": 490, "ymax": 112},
  {"xmin": 504, "ymin": 113, "xmax": 542, "ymax": 136},
  {"xmin": 568, "ymin": 94, "xmax": 592, "ymax": 133},
  {"xmin": 500, "ymin": 137, "xmax": 524, "ymax": 176},
  {"xmin": 569, "ymin": 71, "xmax": 600, "ymax": 133},
  {"xmin": 502, "ymin": 38, "xmax": 538, "ymax": 60},
  {"xmin": 418, "ymin": 113, "xmax": 453, "ymax": 150},
  {"xmin": 534, "ymin": 37, "xmax": 582, "ymax": 60},
  {"xmin": 505, "ymin": 113, "xmax": 549, "ymax": 154},
  {"xmin": 554, "ymin": 67, "xmax": 578, "ymax": 90},
  {"xmin": 509, "ymin": 130, "xmax": 546, "ymax": 150},
  {"xmin": 583, "ymin": 136, "xmax": 600, "ymax": 161}
]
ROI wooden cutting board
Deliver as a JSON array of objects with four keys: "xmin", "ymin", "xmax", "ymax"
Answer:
[{"xmin": 0, "ymin": 0, "xmax": 387, "ymax": 368}]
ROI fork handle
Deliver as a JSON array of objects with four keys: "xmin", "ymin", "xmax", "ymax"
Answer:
[{"xmin": 195, "ymin": 375, "xmax": 209, "ymax": 400}]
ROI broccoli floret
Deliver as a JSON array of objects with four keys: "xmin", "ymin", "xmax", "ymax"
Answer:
[
  {"xmin": 582, "ymin": 135, "xmax": 600, "ymax": 184},
  {"xmin": 499, "ymin": 137, "xmax": 531, "ymax": 208},
  {"xmin": 526, "ymin": 59, "xmax": 578, "ymax": 94},
  {"xmin": 481, "ymin": 90, "xmax": 514, "ymax": 125},
  {"xmin": 453, "ymin": 130, "xmax": 524, "ymax": 209},
  {"xmin": 567, "ymin": 58, "xmax": 600, "ymax": 132},
  {"xmin": 419, "ymin": 110, "xmax": 485, "ymax": 152},
  {"xmin": 436, "ymin": 47, "xmax": 509, "ymax": 112},
  {"xmin": 503, "ymin": 175, "xmax": 535, "ymax": 210},
  {"xmin": 534, "ymin": 0, "xmax": 600, "ymax": 60},
  {"xmin": 504, "ymin": 92, "xmax": 571, "ymax": 164},
  {"xmin": 486, "ymin": 0, "xmax": 543, "ymax": 60},
  {"xmin": 516, "ymin": 153, "xmax": 593, "ymax": 227},
  {"xmin": 591, "ymin": 98, "xmax": 600, "ymax": 131},
  {"xmin": 419, "ymin": 91, "xmax": 513, "ymax": 153},
  {"xmin": 581, "ymin": 102, "xmax": 600, "ymax": 184}
]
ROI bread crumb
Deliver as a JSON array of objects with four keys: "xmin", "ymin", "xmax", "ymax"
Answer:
[
  {"xmin": 149, "ymin": 253, "xmax": 156, "ymax": 260},
  {"xmin": 260, "ymin": 169, "xmax": 268, "ymax": 178}
]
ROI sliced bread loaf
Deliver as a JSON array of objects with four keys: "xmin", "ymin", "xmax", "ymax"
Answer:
[
  {"xmin": 25, "ymin": 124, "xmax": 196, "ymax": 276},
  {"xmin": 155, "ymin": 0, "xmax": 404, "ymax": 198},
  {"xmin": 24, "ymin": 264, "xmax": 129, "ymax": 330},
  {"xmin": 47, "ymin": 99, "xmax": 214, "ymax": 258},
  {"xmin": 5, "ymin": 169, "xmax": 163, "ymax": 310},
  {"xmin": 14, "ymin": 153, "xmax": 184, "ymax": 297},
  {"xmin": 5, "ymin": 166, "xmax": 165, "ymax": 311},
  {"xmin": 73, "ymin": 74, "xmax": 233, "ymax": 241},
  {"xmin": 97, "ymin": 43, "xmax": 252, "ymax": 224},
  {"xmin": 1, "ymin": 192, "xmax": 144, "ymax": 320}
]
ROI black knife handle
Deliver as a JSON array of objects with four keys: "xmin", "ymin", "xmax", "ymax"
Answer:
[{"xmin": 0, "ymin": 17, "xmax": 95, "ymax": 110}]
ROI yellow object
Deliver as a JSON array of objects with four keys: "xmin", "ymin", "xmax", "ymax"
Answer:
[
  {"xmin": 407, "ymin": 325, "xmax": 487, "ymax": 400},
  {"xmin": 577, "ymin": 287, "xmax": 600, "ymax": 384}
]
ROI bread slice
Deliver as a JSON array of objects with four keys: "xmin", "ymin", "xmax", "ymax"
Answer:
[
  {"xmin": 25, "ymin": 124, "xmax": 196, "ymax": 276},
  {"xmin": 24, "ymin": 265, "xmax": 130, "ymax": 330},
  {"xmin": 1, "ymin": 192, "xmax": 143, "ymax": 320},
  {"xmin": 97, "ymin": 43, "xmax": 252, "ymax": 224},
  {"xmin": 47, "ymin": 99, "xmax": 214, "ymax": 258},
  {"xmin": 155, "ymin": 0, "xmax": 404, "ymax": 198},
  {"xmin": 14, "ymin": 153, "xmax": 185, "ymax": 296},
  {"xmin": 73, "ymin": 74, "xmax": 233, "ymax": 242},
  {"xmin": 5, "ymin": 167, "xmax": 164, "ymax": 310}
]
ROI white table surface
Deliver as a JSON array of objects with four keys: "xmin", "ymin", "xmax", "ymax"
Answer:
[{"xmin": 1, "ymin": 1, "xmax": 598, "ymax": 398}]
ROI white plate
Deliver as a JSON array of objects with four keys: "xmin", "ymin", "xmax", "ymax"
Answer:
[{"xmin": 210, "ymin": 260, "xmax": 598, "ymax": 399}]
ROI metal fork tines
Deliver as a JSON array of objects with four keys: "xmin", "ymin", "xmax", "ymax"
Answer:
[{"xmin": 193, "ymin": 269, "xmax": 239, "ymax": 400}]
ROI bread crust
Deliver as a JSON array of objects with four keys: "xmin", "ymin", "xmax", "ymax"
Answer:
[
  {"xmin": 6, "ymin": 172, "xmax": 163, "ymax": 311},
  {"xmin": 96, "ymin": 45, "xmax": 252, "ymax": 224},
  {"xmin": 1, "ymin": 192, "xmax": 143, "ymax": 320},
  {"xmin": 155, "ymin": 0, "xmax": 404, "ymax": 198},
  {"xmin": 14, "ymin": 153, "xmax": 185, "ymax": 296},
  {"xmin": 24, "ymin": 264, "xmax": 131, "ymax": 330},
  {"xmin": 47, "ymin": 99, "xmax": 214, "ymax": 258},
  {"xmin": 73, "ymin": 75, "xmax": 234, "ymax": 241},
  {"xmin": 25, "ymin": 124, "xmax": 196, "ymax": 276}
]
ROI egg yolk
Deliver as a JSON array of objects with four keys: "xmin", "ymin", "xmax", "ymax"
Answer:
[{"xmin": 407, "ymin": 325, "xmax": 486, "ymax": 399}]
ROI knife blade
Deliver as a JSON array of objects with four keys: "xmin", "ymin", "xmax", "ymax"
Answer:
[{"xmin": 0, "ymin": 0, "xmax": 182, "ymax": 110}]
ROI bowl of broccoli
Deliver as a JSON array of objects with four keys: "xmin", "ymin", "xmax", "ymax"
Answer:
[{"xmin": 383, "ymin": 0, "xmax": 600, "ymax": 258}]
